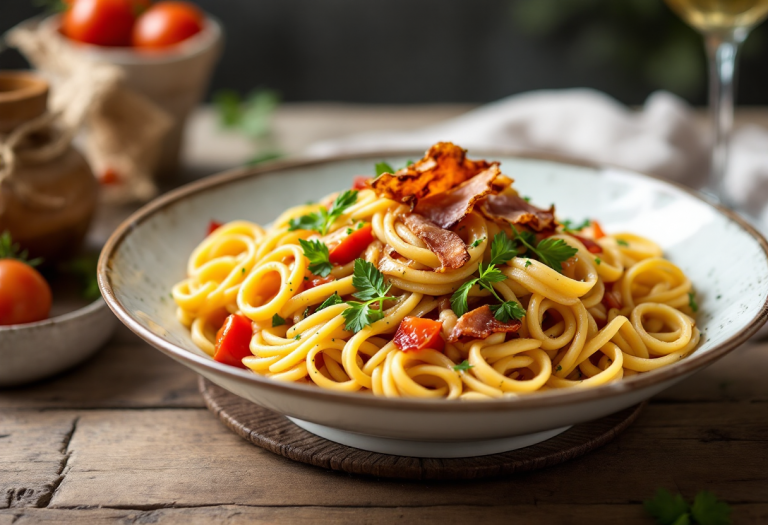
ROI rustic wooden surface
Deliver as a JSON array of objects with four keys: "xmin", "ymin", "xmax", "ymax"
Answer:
[
  {"xmin": 200, "ymin": 378, "xmax": 645, "ymax": 480},
  {"xmin": 2, "ymin": 104, "xmax": 768, "ymax": 524}
]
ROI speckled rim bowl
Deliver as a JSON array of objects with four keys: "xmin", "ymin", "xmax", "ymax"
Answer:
[
  {"xmin": 98, "ymin": 151, "xmax": 768, "ymax": 457},
  {"xmin": 0, "ymin": 298, "xmax": 117, "ymax": 387}
]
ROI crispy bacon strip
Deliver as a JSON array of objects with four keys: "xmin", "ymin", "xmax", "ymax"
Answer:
[
  {"xmin": 413, "ymin": 166, "xmax": 503, "ymax": 229},
  {"xmin": 479, "ymin": 191, "xmax": 556, "ymax": 232},
  {"xmin": 401, "ymin": 213, "xmax": 470, "ymax": 271},
  {"xmin": 447, "ymin": 305, "xmax": 522, "ymax": 343},
  {"xmin": 369, "ymin": 142, "xmax": 496, "ymax": 207}
]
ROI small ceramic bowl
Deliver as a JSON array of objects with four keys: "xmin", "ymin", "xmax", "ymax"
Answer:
[
  {"xmin": 98, "ymin": 152, "xmax": 768, "ymax": 457},
  {"xmin": 0, "ymin": 298, "xmax": 117, "ymax": 387}
]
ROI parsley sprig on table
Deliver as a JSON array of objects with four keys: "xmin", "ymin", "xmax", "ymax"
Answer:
[
  {"xmin": 341, "ymin": 259, "xmax": 395, "ymax": 332},
  {"xmin": 644, "ymin": 489, "xmax": 731, "ymax": 525},
  {"xmin": 289, "ymin": 190, "xmax": 358, "ymax": 235},
  {"xmin": 298, "ymin": 239, "xmax": 332, "ymax": 277},
  {"xmin": 450, "ymin": 233, "xmax": 527, "ymax": 322},
  {"xmin": 510, "ymin": 225, "xmax": 578, "ymax": 273}
]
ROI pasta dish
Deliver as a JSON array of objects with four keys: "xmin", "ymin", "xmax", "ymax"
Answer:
[{"xmin": 172, "ymin": 143, "xmax": 700, "ymax": 400}]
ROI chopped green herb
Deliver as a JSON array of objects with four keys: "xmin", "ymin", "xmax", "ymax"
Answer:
[
  {"xmin": 317, "ymin": 292, "xmax": 344, "ymax": 312},
  {"xmin": 289, "ymin": 190, "xmax": 358, "ymax": 235},
  {"xmin": 469, "ymin": 237, "xmax": 485, "ymax": 248},
  {"xmin": 525, "ymin": 259, "xmax": 532, "ymax": 268},
  {"xmin": 522, "ymin": 196, "xmax": 531, "ymax": 202},
  {"xmin": 561, "ymin": 218, "xmax": 591, "ymax": 233},
  {"xmin": 241, "ymin": 267, "xmax": 246, "ymax": 274},
  {"xmin": 342, "ymin": 259, "xmax": 395, "ymax": 332},
  {"xmin": 617, "ymin": 239, "xmax": 629, "ymax": 247},
  {"xmin": 555, "ymin": 365, "xmax": 562, "ymax": 372},
  {"xmin": 595, "ymin": 257, "xmax": 601, "ymax": 265},
  {"xmin": 294, "ymin": 334, "xmax": 301, "ymax": 340},
  {"xmin": 356, "ymin": 222, "xmax": 364, "ymax": 230},
  {"xmin": 452, "ymin": 360, "xmax": 474, "ymax": 372},
  {"xmin": 688, "ymin": 292, "xmax": 699, "ymax": 313},
  {"xmin": 303, "ymin": 307, "xmax": 311, "ymax": 319},
  {"xmin": 272, "ymin": 314, "xmax": 285, "ymax": 327},
  {"xmin": 346, "ymin": 228, "xmax": 353, "ymax": 235},
  {"xmin": 298, "ymin": 239, "xmax": 333, "ymax": 277},
  {"xmin": 375, "ymin": 162, "xmax": 395, "ymax": 176}
]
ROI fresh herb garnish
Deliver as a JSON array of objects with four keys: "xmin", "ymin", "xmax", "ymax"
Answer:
[
  {"xmin": 688, "ymin": 292, "xmax": 699, "ymax": 313},
  {"xmin": 298, "ymin": 239, "xmax": 332, "ymax": 277},
  {"xmin": 294, "ymin": 334, "xmax": 301, "ymax": 340},
  {"xmin": 317, "ymin": 292, "xmax": 344, "ymax": 312},
  {"xmin": 524, "ymin": 259, "xmax": 532, "ymax": 268},
  {"xmin": 452, "ymin": 360, "xmax": 474, "ymax": 372},
  {"xmin": 469, "ymin": 237, "xmax": 485, "ymax": 248},
  {"xmin": 272, "ymin": 314, "xmax": 286, "ymax": 327},
  {"xmin": 450, "ymin": 234, "xmax": 526, "ymax": 322},
  {"xmin": 644, "ymin": 489, "xmax": 730, "ymax": 525},
  {"xmin": 595, "ymin": 257, "xmax": 602, "ymax": 265},
  {"xmin": 289, "ymin": 190, "xmax": 358, "ymax": 235},
  {"xmin": 510, "ymin": 225, "xmax": 578, "ymax": 273},
  {"xmin": 375, "ymin": 162, "xmax": 395, "ymax": 176},
  {"xmin": 341, "ymin": 259, "xmax": 395, "ymax": 332},
  {"xmin": 0, "ymin": 231, "xmax": 43, "ymax": 267},
  {"xmin": 561, "ymin": 218, "xmax": 591, "ymax": 233},
  {"xmin": 617, "ymin": 239, "xmax": 629, "ymax": 247}
]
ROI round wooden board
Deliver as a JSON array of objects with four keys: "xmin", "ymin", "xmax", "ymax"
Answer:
[{"xmin": 199, "ymin": 377, "xmax": 645, "ymax": 481}]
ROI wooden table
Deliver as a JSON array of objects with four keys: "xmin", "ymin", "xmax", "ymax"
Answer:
[{"xmin": 2, "ymin": 104, "xmax": 768, "ymax": 525}]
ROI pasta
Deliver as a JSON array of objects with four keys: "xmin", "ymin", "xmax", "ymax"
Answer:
[{"xmin": 173, "ymin": 143, "xmax": 699, "ymax": 400}]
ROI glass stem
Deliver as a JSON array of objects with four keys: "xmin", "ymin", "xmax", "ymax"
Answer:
[{"xmin": 703, "ymin": 31, "xmax": 745, "ymax": 205}]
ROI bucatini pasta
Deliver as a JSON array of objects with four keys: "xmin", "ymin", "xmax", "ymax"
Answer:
[{"xmin": 173, "ymin": 143, "xmax": 699, "ymax": 400}]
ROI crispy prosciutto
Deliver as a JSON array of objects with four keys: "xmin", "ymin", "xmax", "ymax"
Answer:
[
  {"xmin": 414, "ymin": 165, "xmax": 503, "ymax": 229},
  {"xmin": 479, "ymin": 192, "xmax": 556, "ymax": 232},
  {"xmin": 447, "ymin": 305, "xmax": 522, "ymax": 343},
  {"xmin": 401, "ymin": 213, "xmax": 470, "ymax": 271},
  {"xmin": 369, "ymin": 142, "xmax": 497, "ymax": 207}
]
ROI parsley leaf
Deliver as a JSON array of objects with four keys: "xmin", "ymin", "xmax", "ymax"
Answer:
[
  {"xmin": 595, "ymin": 257, "xmax": 602, "ymax": 265},
  {"xmin": 341, "ymin": 259, "xmax": 395, "ymax": 331},
  {"xmin": 524, "ymin": 259, "xmax": 532, "ymax": 268},
  {"xmin": 562, "ymin": 218, "xmax": 591, "ymax": 233},
  {"xmin": 452, "ymin": 360, "xmax": 474, "ymax": 372},
  {"xmin": 645, "ymin": 489, "xmax": 691, "ymax": 525},
  {"xmin": 450, "ymin": 280, "xmax": 476, "ymax": 317},
  {"xmin": 469, "ymin": 237, "xmax": 485, "ymax": 248},
  {"xmin": 288, "ymin": 190, "xmax": 358, "ymax": 235},
  {"xmin": 534, "ymin": 237, "xmax": 579, "ymax": 272},
  {"xmin": 489, "ymin": 232, "xmax": 517, "ymax": 266},
  {"xmin": 299, "ymin": 239, "xmax": 332, "ymax": 277},
  {"xmin": 351, "ymin": 259, "xmax": 390, "ymax": 301},
  {"xmin": 271, "ymin": 314, "xmax": 285, "ymax": 327},
  {"xmin": 617, "ymin": 239, "xmax": 630, "ymax": 247},
  {"xmin": 489, "ymin": 301, "xmax": 526, "ymax": 323},
  {"xmin": 317, "ymin": 292, "xmax": 343, "ymax": 312},
  {"xmin": 688, "ymin": 292, "xmax": 699, "ymax": 313},
  {"xmin": 375, "ymin": 162, "xmax": 395, "ymax": 176},
  {"xmin": 691, "ymin": 491, "xmax": 731, "ymax": 525}
]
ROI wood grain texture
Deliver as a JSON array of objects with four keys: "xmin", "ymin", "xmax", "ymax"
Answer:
[{"xmin": 200, "ymin": 377, "xmax": 644, "ymax": 480}]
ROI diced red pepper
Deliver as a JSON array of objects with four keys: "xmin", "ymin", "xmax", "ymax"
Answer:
[
  {"xmin": 592, "ymin": 220, "xmax": 606, "ymax": 239},
  {"xmin": 305, "ymin": 275, "xmax": 336, "ymax": 290},
  {"xmin": 328, "ymin": 223, "xmax": 374, "ymax": 265},
  {"xmin": 394, "ymin": 316, "xmax": 445, "ymax": 353},
  {"xmin": 213, "ymin": 314, "xmax": 254, "ymax": 368},
  {"xmin": 352, "ymin": 176, "xmax": 372, "ymax": 190},
  {"xmin": 207, "ymin": 220, "xmax": 223, "ymax": 236},
  {"xmin": 572, "ymin": 234, "xmax": 603, "ymax": 254}
]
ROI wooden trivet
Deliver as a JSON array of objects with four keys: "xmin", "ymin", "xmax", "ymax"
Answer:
[{"xmin": 199, "ymin": 377, "xmax": 645, "ymax": 480}]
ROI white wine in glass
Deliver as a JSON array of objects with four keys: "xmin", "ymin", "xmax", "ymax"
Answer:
[{"xmin": 664, "ymin": 0, "xmax": 768, "ymax": 204}]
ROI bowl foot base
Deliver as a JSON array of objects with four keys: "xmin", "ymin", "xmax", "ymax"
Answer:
[{"xmin": 288, "ymin": 417, "xmax": 571, "ymax": 458}]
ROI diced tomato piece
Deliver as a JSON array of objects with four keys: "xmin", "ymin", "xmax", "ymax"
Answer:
[
  {"xmin": 352, "ymin": 176, "xmax": 372, "ymax": 190},
  {"xmin": 393, "ymin": 316, "xmax": 445, "ymax": 353},
  {"xmin": 602, "ymin": 283, "xmax": 623, "ymax": 310},
  {"xmin": 207, "ymin": 220, "xmax": 223, "ymax": 236},
  {"xmin": 328, "ymin": 223, "xmax": 374, "ymax": 265},
  {"xmin": 572, "ymin": 234, "xmax": 603, "ymax": 254},
  {"xmin": 213, "ymin": 314, "xmax": 254, "ymax": 368},
  {"xmin": 592, "ymin": 220, "xmax": 606, "ymax": 239},
  {"xmin": 305, "ymin": 275, "xmax": 336, "ymax": 290},
  {"xmin": 99, "ymin": 167, "xmax": 120, "ymax": 185}
]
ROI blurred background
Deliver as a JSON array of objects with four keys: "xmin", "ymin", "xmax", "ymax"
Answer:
[{"xmin": 3, "ymin": 0, "xmax": 768, "ymax": 106}]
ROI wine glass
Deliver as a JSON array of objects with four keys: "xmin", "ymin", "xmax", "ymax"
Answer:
[{"xmin": 664, "ymin": 0, "xmax": 768, "ymax": 205}]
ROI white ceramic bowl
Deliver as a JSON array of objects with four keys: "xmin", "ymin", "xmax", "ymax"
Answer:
[{"xmin": 98, "ymin": 152, "xmax": 768, "ymax": 457}]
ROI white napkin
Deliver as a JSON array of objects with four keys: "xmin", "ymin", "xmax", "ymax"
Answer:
[{"xmin": 308, "ymin": 88, "xmax": 768, "ymax": 223}]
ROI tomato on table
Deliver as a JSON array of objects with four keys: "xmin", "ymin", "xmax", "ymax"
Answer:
[
  {"xmin": 132, "ymin": 1, "xmax": 205, "ymax": 48},
  {"xmin": 62, "ymin": 0, "xmax": 139, "ymax": 46},
  {"xmin": 328, "ymin": 223, "xmax": 374, "ymax": 265},
  {"xmin": 394, "ymin": 316, "xmax": 445, "ymax": 353},
  {"xmin": 0, "ymin": 259, "xmax": 52, "ymax": 326},
  {"xmin": 213, "ymin": 314, "xmax": 254, "ymax": 368}
]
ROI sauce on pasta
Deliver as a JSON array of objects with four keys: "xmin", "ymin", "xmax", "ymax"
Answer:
[{"xmin": 173, "ymin": 143, "xmax": 699, "ymax": 400}]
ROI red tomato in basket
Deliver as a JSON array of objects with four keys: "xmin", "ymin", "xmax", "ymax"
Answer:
[
  {"xmin": 62, "ymin": 0, "xmax": 139, "ymax": 47},
  {"xmin": 0, "ymin": 260, "xmax": 52, "ymax": 325},
  {"xmin": 393, "ymin": 317, "xmax": 445, "ymax": 353},
  {"xmin": 132, "ymin": 1, "xmax": 205, "ymax": 48}
]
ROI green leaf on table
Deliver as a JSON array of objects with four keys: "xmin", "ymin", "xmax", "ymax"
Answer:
[
  {"xmin": 691, "ymin": 491, "xmax": 731, "ymax": 525},
  {"xmin": 644, "ymin": 489, "xmax": 690, "ymax": 525}
]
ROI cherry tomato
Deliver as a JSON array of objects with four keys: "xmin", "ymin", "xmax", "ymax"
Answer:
[
  {"xmin": 591, "ymin": 220, "xmax": 606, "ymax": 239},
  {"xmin": 206, "ymin": 220, "xmax": 223, "ymax": 236},
  {"xmin": 352, "ymin": 176, "xmax": 371, "ymax": 190},
  {"xmin": 328, "ymin": 223, "xmax": 374, "ymax": 265},
  {"xmin": 213, "ymin": 314, "xmax": 254, "ymax": 368},
  {"xmin": 394, "ymin": 316, "xmax": 445, "ymax": 353},
  {"xmin": 62, "ymin": 0, "xmax": 138, "ymax": 47},
  {"xmin": 132, "ymin": 2, "xmax": 205, "ymax": 49},
  {"xmin": 0, "ymin": 260, "xmax": 52, "ymax": 326}
]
